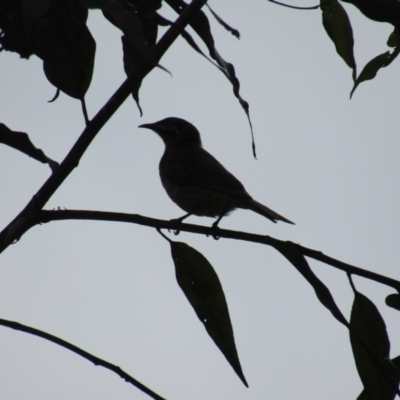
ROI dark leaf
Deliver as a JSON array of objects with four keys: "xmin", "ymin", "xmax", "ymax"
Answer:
[
  {"xmin": 165, "ymin": 0, "xmax": 256, "ymax": 157},
  {"xmin": 276, "ymin": 242, "xmax": 348, "ymax": 326},
  {"xmin": 170, "ymin": 241, "xmax": 248, "ymax": 387},
  {"xmin": 33, "ymin": 0, "xmax": 96, "ymax": 99},
  {"xmin": 79, "ymin": 0, "xmax": 162, "ymax": 12},
  {"xmin": 102, "ymin": 3, "xmax": 159, "ymax": 114},
  {"xmin": 0, "ymin": 123, "xmax": 58, "ymax": 172},
  {"xmin": 387, "ymin": 28, "xmax": 400, "ymax": 47},
  {"xmin": 392, "ymin": 355, "xmax": 400, "ymax": 370},
  {"xmin": 385, "ymin": 294, "xmax": 400, "ymax": 312},
  {"xmin": 154, "ymin": 15, "xmax": 224, "ymax": 72},
  {"xmin": 320, "ymin": 0, "xmax": 356, "ymax": 80},
  {"xmin": 340, "ymin": 0, "xmax": 400, "ymax": 28},
  {"xmin": 48, "ymin": 88, "xmax": 60, "ymax": 103},
  {"xmin": 350, "ymin": 48, "xmax": 400, "ymax": 98},
  {"xmin": 0, "ymin": 0, "xmax": 51, "ymax": 58},
  {"xmin": 78, "ymin": 0, "xmax": 105, "ymax": 7},
  {"xmin": 103, "ymin": 5, "xmax": 152, "ymax": 61},
  {"xmin": 350, "ymin": 290, "xmax": 399, "ymax": 400},
  {"xmin": 356, "ymin": 390, "xmax": 369, "ymax": 400},
  {"xmin": 206, "ymin": 4, "xmax": 240, "ymax": 39}
]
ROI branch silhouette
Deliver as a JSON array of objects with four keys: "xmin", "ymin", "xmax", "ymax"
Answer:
[
  {"xmin": 0, "ymin": 0, "xmax": 208, "ymax": 254},
  {"xmin": 36, "ymin": 209, "xmax": 400, "ymax": 291},
  {"xmin": 0, "ymin": 318, "xmax": 167, "ymax": 400},
  {"xmin": 35, "ymin": 209, "xmax": 400, "ymax": 395}
]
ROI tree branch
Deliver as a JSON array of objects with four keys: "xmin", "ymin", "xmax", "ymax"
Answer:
[
  {"xmin": 268, "ymin": 0, "xmax": 319, "ymax": 10},
  {"xmin": 0, "ymin": 0, "xmax": 208, "ymax": 254},
  {"xmin": 37, "ymin": 209, "xmax": 400, "ymax": 291},
  {"xmin": 0, "ymin": 318, "xmax": 167, "ymax": 400}
]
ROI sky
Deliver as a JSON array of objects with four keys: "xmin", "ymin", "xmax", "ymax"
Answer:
[{"xmin": 1, "ymin": 1, "xmax": 400, "ymax": 399}]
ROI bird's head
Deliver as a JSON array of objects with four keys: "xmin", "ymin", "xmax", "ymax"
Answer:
[{"xmin": 139, "ymin": 117, "xmax": 202, "ymax": 147}]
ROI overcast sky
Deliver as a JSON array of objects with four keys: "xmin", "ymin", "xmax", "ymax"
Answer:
[{"xmin": 1, "ymin": 1, "xmax": 400, "ymax": 399}]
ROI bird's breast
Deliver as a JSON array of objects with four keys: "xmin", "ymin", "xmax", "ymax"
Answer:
[{"xmin": 158, "ymin": 145, "xmax": 250, "ymax": 217}]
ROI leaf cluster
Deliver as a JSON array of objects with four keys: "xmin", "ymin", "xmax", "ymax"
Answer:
[{"xmin": 0, "ymin": 1, "xmax": 400, "ymax": 399}]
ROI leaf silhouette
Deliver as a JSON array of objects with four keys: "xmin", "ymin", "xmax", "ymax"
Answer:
[
  {"xmin": 386, "ymin": 294, "xmax": 400, "ymax": 312},
  {"xmin": 0, "ymin": 0, "xmax": 52, "ymax": 58},
  {"xmin": 170, "ymin": 241, "xmax": 248, "ymax": 387},
  {"xmin": 350, "ymin": 289, "xmax": 399, "ymax": 400},
  {"xmin": 33, "ymin": 0, "xmax": 96, "ymax": 99},
  {"xmin": 165, "ymin": 0, "xmax": 256, "ymax": 156},
  {"xmin": 0, "ymin": 123, "xmax": 58, "ymax": 172},
  {"xmin": 321, "ymin": 0, "xmax": 356, "ymax": 80},
  {"xmin": 276, "ymin": 241, "xmax": 348, "ymax": 326},
  {"xmin": 350, "ymin": 47, "xmax": 400, "ymax": 98}
]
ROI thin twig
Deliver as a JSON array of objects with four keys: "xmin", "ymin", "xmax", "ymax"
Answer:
[
  {"xmin": 81, "ymin": 98, "xmax": 90, "ymax": 125},
  {"xmin": 0, "ymin": 0, "xmax": 209, "ymax": 254},
  {"xmin": 268, "ymin": 0, "xmax": 319, "ymax": 10},
  {"xmin": 37, "ymin": 209, "xmax": 400, "ymax": 291},
  {"xmin": 0, "ymin": 318, "xmax": 167, "ymax": 400}
]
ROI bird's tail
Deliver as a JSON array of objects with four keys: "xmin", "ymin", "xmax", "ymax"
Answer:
[{"xmin": 248, "ymin": 199, "xmax": 295, "ymax": 225}]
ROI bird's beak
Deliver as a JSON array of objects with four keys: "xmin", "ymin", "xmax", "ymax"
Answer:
[{"xmin": 138, "ymin": 123, "xmax": 156, "ymax": 130}]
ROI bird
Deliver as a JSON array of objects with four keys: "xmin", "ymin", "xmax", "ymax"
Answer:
[{"xmin": 139, "ymin": 117, "xmax": 294, "ymax": 228}]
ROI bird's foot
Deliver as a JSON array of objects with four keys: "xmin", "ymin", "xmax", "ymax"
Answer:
[
  {"xmin": 211, "ymin": 221, "xmax": 221, "ymax": 240},
  {"xmin": 168, "ymin": 213, "xmax": 191, "ymax": 235}
]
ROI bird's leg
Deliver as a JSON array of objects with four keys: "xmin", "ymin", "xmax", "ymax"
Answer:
[
  {"xmin": 171, "ymin": 213, "xmax": 191, "ymax": 223},
  {"xmin": 211, "ymin": 212, "xmax": 227, "ymax": 240},
  {"xmin": 170, "ymin": 213, "xmax": 191, "ymax": 235},
  {"xmin": 212, "ymin": 211, "xmax": 227, "ymax": 229}
]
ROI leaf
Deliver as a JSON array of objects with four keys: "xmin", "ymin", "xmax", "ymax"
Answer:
[
  {"xmin": 320, "ymin": 0, "xmax": 356, "ymax": 80},
  {"xmin": 103, "ymin": 5, "xmax": 153, "ymax": 63},
  {"xmin": 350, "ymin": 48, "xmax": 400, "ymax": 98},
  {"xmin": 102, "ymin": 2, "xmax": 160, "ymax": 114},
  {"xmin": 387, "ymin": 28, "xmax": 400, "ymax": 48},
  {"xmin": 392, "ymin": 355, "xmax": 400, "ymax": 371},
  {"xmin": 350, "ymin": 290, "xmax": 399, "ymax": 400},
  {"xmin": 340, "ymin": 0, "xmax": 400, "ymax": 27},
  {"xmin": 0, "ymin": 0, "xmax": 52, "ymax": 58},
  {"xmin": 385, "ymin": 294, "xmax": 400, "ymax": 312},
  {"xmin": 276, "ymin": 241, "xmax": 348, "ymax": 326},
  {"xmin": 206, "ymin": 4, "xmax": 240, "ymax": 39},
  {"xmin": 154, "ymin": 14, "xmax": 224, "ymax": 73},
  {"xmin": 165, "ymin": 0, "xmax": 256, "ymax": 157},
  {"xmin": 356, "ymin": 390, "xmax": 369, "ymax": 400},
  {"xmin": 170, "ymin": 241, "xmax": 248, "ymax": 387},
  {"xmin": 0, "ymin": 123, "xmax": 58, "ymax": 171},
  {"xmin": 33, "ymin": 0, "xmax": 96, "ymax": 99}
]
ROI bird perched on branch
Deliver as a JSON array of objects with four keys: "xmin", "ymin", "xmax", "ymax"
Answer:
[{"xmin": 139, "ymin": 117, "xmax": 294, "ymax": 228}]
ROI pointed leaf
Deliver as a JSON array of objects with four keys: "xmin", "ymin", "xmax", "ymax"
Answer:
[
  {"xmin": 170, "ymin": 241, "xmax": 248, "ymax": 387},
  {"xmin": 356, "ymin": 390, "xmax": 369, "ymax": 400},
  {"xmin": 0, "ymin": 123, "xmax": 58, "ymax": 171},
  {"xmin": 206, "ymin": 4, "xmax": 240, "ymax": 39},
  {"xmin": 320, "ymin": 0, "xmax": 356, "ymax": 80},
  {"xmin": 387, "ymin": 28, "xmax": 400, "ymax": 48},
  {"xmin": 392, "ymin": 355, "xmax": 400, "ymax": 371},
  {"xmin": 102, "ymin": 5, "xmax": 153, "ymax": 62},
  {"xmin": 0, "ymin": 0, "xmax": 51, "ymax": 58},
  {"xmin": 276, "ymin": 242, "xmax": 348, "ymax": 326},
  {"xmin": 155, "ymin": 15, "xmax": 224, "ymax": 72},
  {"xmin": 102, "ymin": 4, "xmax": 159, "ymax": 114},
  {"xmin": 350, "ymin": 290, "xmax": 399, "ymax": 400},
  {"xmin": 33, "ymin": 0, "xmax": 95, "ymax": 99},
  {"xmin": 386, "ymin": 294, "xmax": 400, "ymax": 312},
  {"xmin": 165, "ymin": 0, "xmax": 255, "ymax": 156},
  {"xmin": 340, "ymin": 0, "xmax": 400, "ymax": 27},
  {"xmin": 350, "ymin": 48, "xmax": 399, "ymax": 98}
]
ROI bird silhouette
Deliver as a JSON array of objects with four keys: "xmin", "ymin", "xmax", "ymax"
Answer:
[{"xmin": 139, "ymin": 117, "xmax": 294, "ymax": 228}]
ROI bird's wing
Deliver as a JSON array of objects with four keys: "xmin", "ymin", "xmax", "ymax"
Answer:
[{"xmin": 160, "ymin": 146, "xmax": 252, "ymax": 200}]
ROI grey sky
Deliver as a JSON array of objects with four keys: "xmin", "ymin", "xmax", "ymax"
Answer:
[{"xmin": 1, "ymin": 1, "xmax": 399, "ymax": 399}]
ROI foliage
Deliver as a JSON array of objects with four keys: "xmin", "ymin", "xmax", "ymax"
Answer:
[{"xmin": 0, "ymin": 0, "xmax": 400, "ymax": 399}]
